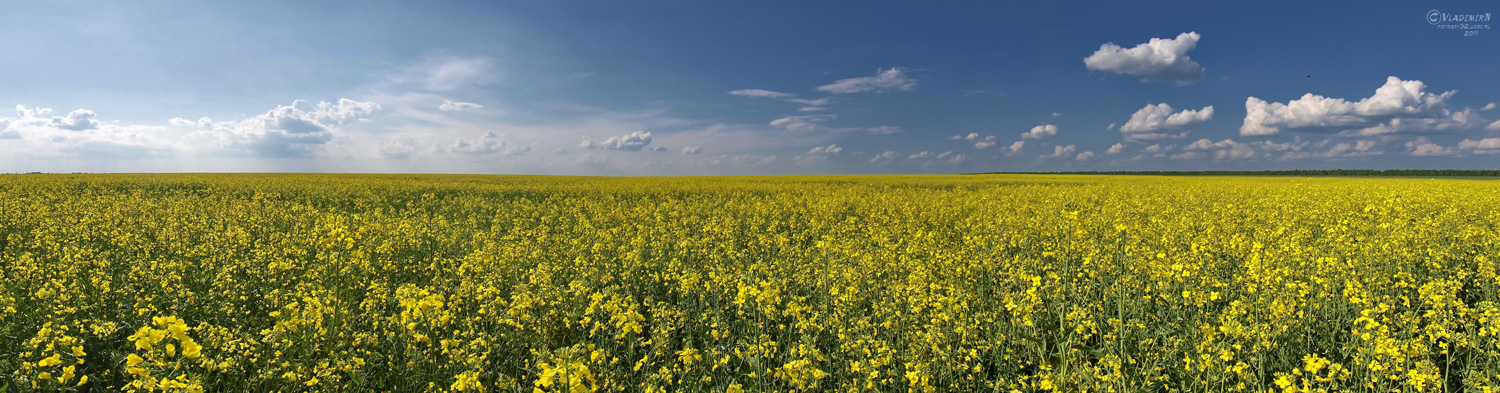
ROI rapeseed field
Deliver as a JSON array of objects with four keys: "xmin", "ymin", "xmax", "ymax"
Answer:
[{"xmin": 4, "ymin": 173, "xmax": 1500, "ymax": 392}]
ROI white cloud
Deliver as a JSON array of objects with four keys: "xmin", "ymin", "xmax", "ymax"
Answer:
[
  {"xmin": 1021, "ymin": 124, "xmax": 1057, "ymax": 139},
  {"xmin": 441, "ymin": 132, "xmax": 511, "ymax": 156},
  {"xmin": 732, "ymin": 91, "xmax": 831, "ymax": 112},
  {"xmin": 1241, "ymin": 76, "xmax": 1489, "ymax": 136},
  {"xmin": 1107, "ymin": 123, "xmax": 1117, "ymax": 131},
  {"xmin": 1, "ymin": 105, "xmax": 185, "ymax": 159},
  {"xmin": 808, "ymin": 144, "xmax": 842, "ymax": 154},
  {"xmin": 197, "ymin": 98, "xmax": 379, "ymax": 157},
  {"xmin": 1181, "ymin": 138, "xmax": 1254, "ymax": 160},
  {"xmin": 1005, "ymin": 140, "xmax": 1025, "ymax": 155},
  {"xmin": 169, "ymin": 117, "xmax": 214, "ymax": 127},
  {"xmin": 817, "ymin": 68, "xmax": 916, "ymax": 94},
  {"xmin": 1106, "ymin": 143, "xmax": 1126, "ymax": 154},
  {"xmin": 648, "ymin": 146, "xmax": 668, "ymax": 152},
  {"xmin": 787, "ymin": 98, "xmax": 830, "ymax": 106},
  {"xmin": 52, "ymin": 109, "xmax": 99, "ymax": 131},
  {"xmin": 908, "ymin": 151, "xmax": 933, "ymax": 160},
  {"xmin": 771, "ymin": 115, "xmax": 837, "ymax": 132},
  {"xmin": 380, "ymin": 137, "xmax": 419, "ymax": 159},
  {"xmin": 1460, "ymin": 138, "xmax": 1500, "ymax": 153},
  {"xmin": 951, "ymin": 132, "xmax": 1001, "ymax": 149},
  {"xmin": 1407, "ymin": 137, "xmax": 1457, "ymax": 156},
  {"xmin": 581, "ymin": 130, "xmax": 653, "ymax": 151},
  {"xmin": 729, "ymin": 89, "xmax": 792, "ymax": 98},
  {"xmin": 937, "ymin": 151, "xmax": 967, "ymax": 164},
  {"xmin": 1280, "ymin": 140, "xmax": 1382, "ymax": 160},
  {"xmin": 1119, "ymin": 103, "xmax": 1212, "ymax": 140},
  {"xmin": 1185, "ymin": 138, "xmax": 1237, "ymax": 151},
  {"xmin": 1084, "ymin": 32, "xmax": 1206, "ymax": 85},
  {"xmin": 438, "ymin": 100, "xmax": 484, "ymax": 111},
  {"xmin": 769, "ymin": 114, "xmax": 901, "ymax": 135},
  {"xmin": 868, "ymin": 150, "xmax": 897, "ymax": 164},
  {"xmin": 1052, "ymin": 112, "xmax": 1062, "ymax": 117},
  {"xmin": 1043, "ymin": 144, "xmax": 1076, "ymax": 158},
  {"xmin": 16, "ymin": 105, "xmax": 52, "ymax": 118},
  {"xmin": 422, "ymin": 57, "xmax": 495, "ymax": 91},
  {"xmin": 1076, "ymin": 151, "xmax": 1095, "ymax": 161},
  {"xmin": 682, "ymin": 146, "xmax": 701, "ymax": 155},
  {"xmin": 1177, "ymin": 138, "xmax": 1338, "ymax": 160},
  {"xmin": 1142, "ymin": 144, "xmax": 1174, "ymax": 154},
  {"xmin": 1482, "ymin": 103, "xmax": 1497, "ymax": 111}
]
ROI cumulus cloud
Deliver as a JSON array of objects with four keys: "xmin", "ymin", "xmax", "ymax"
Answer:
[
  {"xmin": 808, "ymin": 144, "xmax": 842, "ymax": 154},
  {"xmin": 1177, "ymin": 138, "xmax": 1258, "ymax": 160},
  {"xmin": 1084, "ymin": 32, "xmax": 1206, "ymax": 85},
  {"xmin": 1241, "ymin": 76, "xmax": 1490, "ymax": 136},
  {"xmin": 1, "ymin": 105, "xmax": 184, "ymax": 158},
  {"xmin": 868, "ymin": 150, "xmax": 897, "ymax": 164},
  {"xmin": 1143, "ymin": 144, "xmax": 1174, "ymax": 154},
  {"xmin": 817, "ymin": 68, "xmax": 916, "ymax": 94},
  {"xmin": 380, "ymin": 138, "xmax": 419, "ymax": 159},
  {"xmin": 1482, "ymin": 103, "xmax": 1497, "ymax": 111},
  {"xmin": 581, "ymin": 131, "xmax": 653, "ymax": 151},
  {"xmin": 1005, "ymin": 141, "xmax": 1025, "ymax": 155},
  {"xmin": 1076, "ymin": 151, "xmax": 1095, "ymax": 161},
  {"xmin": 1174, "ymin": 138, "xmax": 1353, "ymax": 160},
  {"xmin": 682, "ymin": 146, "xmax": 701, "ymax": 155},
  {"xmin": 1043, "ymin": 144, "xmax": 1076, "ymax": 158},
  {"xmin": 950, "ymin": 132, "xmax": 1003, "ymax": 149},
  {"xmin": 198, "ymin": 98, "xmax": 381, "ymax": 157},
  {"xmin": 1107, "ymin": 143, "xmax": 1126, "ymax": 154},
  {"xmin": 51, "ymin": 109, "xmax": 99, "ymax": 131},
  {"xmin": 169, "ymin": 117, "xmax": 213, "ymax": 127},
  {"xmin": 649, "ymin": 146, "xmax": 668, "ymax": 152},
  {"xmin": 1119, "ymin": 103, "xmax": 1212, "ymax": 140},
  {"xmin": 438, "ymin": 100, "xmax": 484, "ymax": 111},
  {"xmin": 729, "ymin": 89, "xmax": 792, "ymax": 98},
  {"xmin": 908, "ymin": 151, "xmax": 933, "ymax": 160},
  {"xmin": 1407, "ymin": 137, "xmax": 1457, "ymax": 156},
  {"xmin": 444, "ymin": 131, "xmax": 508, "ymax": 155},
  {"xmin": 936, "ymin": 151, "xmax": 967, "ymax": 164},
  {"xmin": 1021, "ymin": 124, "xmax": 1057, "ymax": 139},
  {"xmin": 1460, "ymin": 138, "xmax": 1500, "ymax": 154}
]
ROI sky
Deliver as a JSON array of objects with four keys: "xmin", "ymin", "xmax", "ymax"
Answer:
[{"xmin": 1, "ymin": 1, "xmax": 1497, "ymax": 175}]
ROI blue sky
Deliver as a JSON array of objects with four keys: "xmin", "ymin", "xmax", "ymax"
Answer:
[{"xmin": 1, "ymin": 1, "xmax": 1497, "ymax": 174}]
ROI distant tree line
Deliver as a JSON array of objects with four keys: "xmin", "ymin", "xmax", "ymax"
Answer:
[{"xmin": 974, "ymin": 169, "xmax": 1500, "ymax": 177}]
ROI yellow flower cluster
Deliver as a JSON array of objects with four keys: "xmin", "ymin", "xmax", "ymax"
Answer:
[
  {"xmin": 4, "ymin": 173, "xmax": 1500, "ymax": 391},
  {"xmin": 124, "ymin": 316, "xmax": 205, "ymax": 392}
]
